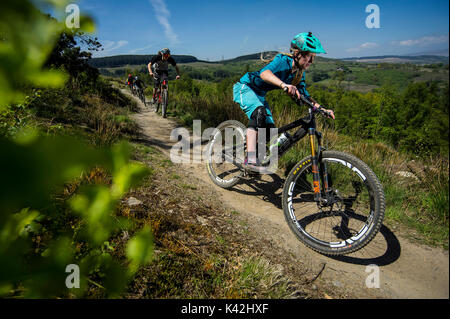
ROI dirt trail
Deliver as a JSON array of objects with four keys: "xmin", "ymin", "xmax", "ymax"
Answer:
[{"xmin": 127, "ymin": 90, "xmax": 449, "ymax": 299}]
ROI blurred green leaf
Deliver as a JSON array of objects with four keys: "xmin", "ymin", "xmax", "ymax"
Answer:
[
  {"xmin": 0, "ymin": 284, "xmax": 13, "ymax": 296},
  {"xmin": 126, "ymin": 226, "xmax": 154, "ymax": 274},
  {"xmin": 0, "ymin": 1, "xmax": 156, "ymax": 298},
  {"xmin": 23, "ymin": 236, "xmax": 76, "ymax": 298},
  {"xmin": 0, "ymin": 0, "xmax": 95, "ymax": 109},
  {"xmin": 110, "ymin": 142, "xmax": 151, "ymax": 198},
  {"xmin": 70, "ymin": 185, "xmax": 115, "ymax": 246},
  {"xmin": 78, "ymin": 16, "xmax": 96, "ymax": 33},
  {"xmin": 0, "ymin": 133, "xmax": 109, "ymax": 217},
  {"xmin": 112, "ymin": 163, "xmax": 151, "ymax": 199},
  {"xmin": 0, "ymin": 208, "xmax": 40, "ymax": 250},
  {"xmin": 0, "ymin": 1, "xmax": 65, "ymax": 108}
]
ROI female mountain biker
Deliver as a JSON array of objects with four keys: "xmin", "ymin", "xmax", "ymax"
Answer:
[
  {"xmin": 147, "ymin": 48, "xmax": 181, "ymax": 103},
  {"xmin": 232, "ymin": 32, "xmax": 335, "ymax": 170}
]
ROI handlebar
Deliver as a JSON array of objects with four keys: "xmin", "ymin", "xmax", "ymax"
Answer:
[{"xmin": 282, "ymin": 86, "xmax": 331, "ymax": 118}]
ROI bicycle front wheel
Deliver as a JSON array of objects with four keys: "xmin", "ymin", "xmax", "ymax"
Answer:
[
  {"xmin": 206, "ymin": 120, "xmax": 246, "ymax": 188},
  {"xmin": 282, "ymin": 151, "xmax": 385, "ymax": 255},
  {"xmin": 155, "ymin": 94, "xmax": 160, "ymax": 113},
  {"xmin": 140, "ymin": 90, "xmax": 146, "ymax": 106}
]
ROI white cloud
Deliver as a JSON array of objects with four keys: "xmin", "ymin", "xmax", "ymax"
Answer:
[
  {"xmin": 346, "ymin": 42, "xmax": 378, "ymax": 53},
  {"xmin": 102, "ymin": 40, "xmax": 128, "ymax": 51},
  {"xmin": 149, "ymin": 0, "xmax": 179, "ymax": 45},
  {"xmin": 129, "ymin": 45, "xmax": 153, "ymax": 54},
  {"xmin": 94, "ymin": 40, "xmax": 129, "ymax": 57},
  {"xmin": 391, "ymin": 35, "xmax": 449, "ymax": 47}
]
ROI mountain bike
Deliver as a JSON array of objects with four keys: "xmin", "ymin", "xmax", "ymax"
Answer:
[
  {"xmin": 205, "ymin": 94, "xmax": 385, "ymax": 256},
  {"xmin": 135, "ymin": 85, "xmax": 146, "ymax": 107},
  {"xmin": 127, "ymin": 82, "xmax": 135, "ymax": 96},
  {"xmin": 153, "ymin": 78, "xmax": 169, "ymax": 118}
]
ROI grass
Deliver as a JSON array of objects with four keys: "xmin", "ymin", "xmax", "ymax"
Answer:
[
  {"xmin": 122, "ymin": 141, "xmax": 307, "ymax": 299},
  {"xmin": 181, "ymin": 184, "xmax": 197, "ymax": 190},
  {"xmin": 236, "ymin": 256, "xmax": 294, "ymax": 299},
  {"xmin": 2, "ymin": 69, "xmax": 316, "ymax": 299},
  {"xmin": 38, "ymin": 103, "xmax": 302, "ymax": 299}
]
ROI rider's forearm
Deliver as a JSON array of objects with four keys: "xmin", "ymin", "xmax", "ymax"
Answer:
[
  {"xmin": 175, "ymin": 65, "xmax": 180, "ymax": 76},
  {"xmin": 260, "ymin": 70, "xmax": 285, "ymax": 88},
  {"xmin": 307, "ymin": 96, "xmax": 321, "ymax": 108},
  {"xmin": 148, "ymin": 63, "xmax": 153, "ymax": 74}
]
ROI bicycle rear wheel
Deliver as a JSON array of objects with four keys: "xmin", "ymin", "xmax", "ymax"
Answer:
[
  {"xmin": 282, "ymin": 150, "xmax": 385, "ymax": 255},
  {"xmin": 206, "ymin": 120, "xmax": 246, "ymax": 188},
  {"xmin": 162, "ymin": 89, "xmax": 168, "ymax": 118},
  {"xmin": 155, "ymin": 92, "xmax": 160, "ymax": 113},
  {"xmin": 140, "ymin": 90, "xmax": 146, "ymax": 106}
]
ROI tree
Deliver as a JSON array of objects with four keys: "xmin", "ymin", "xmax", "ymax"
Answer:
[{"xmin": 45, "ymin": 27, "xmax": 101, "ymax": 87}]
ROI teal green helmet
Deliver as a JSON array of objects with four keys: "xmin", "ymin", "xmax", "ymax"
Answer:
[{"xmin": 291, "ymin": 32, "xmax": 326, "ymax": 54}]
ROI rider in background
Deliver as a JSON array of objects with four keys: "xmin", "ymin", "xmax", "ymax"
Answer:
[
  {"xmin": 147, "ymin": 48, "xmax": 180, "ymax": 103},
  {"xmin": 133, "ymin": 76, "xmax": 145, "ymax": 92},
  {"xmin": 126, "ymin": 73, "xmax": 135, "ymax": 93},
  {"xmin": 232, "ymin": 32, "xmax": 335, "ymax": 170}
]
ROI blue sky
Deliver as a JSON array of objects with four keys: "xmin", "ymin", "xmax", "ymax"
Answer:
[{"xmin": 76, "ymin": 0, "xmax": 449, "ymax": 60}]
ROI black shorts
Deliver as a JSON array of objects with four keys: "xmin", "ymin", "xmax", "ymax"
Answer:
[
  {"xmin": 153, "ymin": 70, "xmax": 169, "ymax": 87},
  {"xmin": 248, "ymin": 106, "xmax": 275, "ymax": 128}
]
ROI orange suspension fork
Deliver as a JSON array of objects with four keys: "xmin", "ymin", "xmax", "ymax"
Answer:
[
  {"xmin": 309, "ymin": 128, "xmax": 321, "ymax": 202},
  {"xmin": 310, "ymin": 128, "xmax": 330, "ymax": 204}
]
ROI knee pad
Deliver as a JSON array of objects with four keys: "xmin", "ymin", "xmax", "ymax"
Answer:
[{"xmin": 255, "ymin": 106, "xmax": 268, "ymax": 128}]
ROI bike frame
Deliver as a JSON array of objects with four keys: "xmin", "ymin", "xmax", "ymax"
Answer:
[
  {"xmin": 245, "ymin": 95, "xmax": 332, "ymax": 204},
  {"xmin": 275, "ymin": 107, "xmax": 331, "ymax": 204},
  {"xmin": 128, "ymin": 83, "xmax": 134, "ymax": 94},
  {"xmin": 155, "ymin": 79, "xmax": 168, "ymax": 102},
  {"xmin": 136, "ymin": 86, "xmax": 145, "ymax": 103}
]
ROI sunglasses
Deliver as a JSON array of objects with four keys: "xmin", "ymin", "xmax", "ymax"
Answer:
[{"xmin": 300, "ymin": 53, "xmax": 315, "ymax": 63}]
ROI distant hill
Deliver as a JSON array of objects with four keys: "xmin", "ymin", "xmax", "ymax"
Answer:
[
  {"xmin": 341, "ymin": 55, "xmax": 449, "ymax": 64},
  {"xmin": 202, "ymin": 51, "xmax": 280, "ymax": 64},
  {"xmin": 89, "ymin": 52, "xmax": 281, "ymax": 68},
  {"xmin": 90, "ymin": 52, "xmax": 449, "ymax": 69},
  {"xmin": 89, "ymin": 54, "xmax": 199, "ymax": 68}
]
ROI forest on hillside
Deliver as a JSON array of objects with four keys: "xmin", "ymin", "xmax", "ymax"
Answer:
[
  {"xmin": 119, "ymin": 57, "xmax": 449, "ymax": 158},
  {"xmin": 88, "ymin": 54, "xmax": 199, "ymax": 68}
]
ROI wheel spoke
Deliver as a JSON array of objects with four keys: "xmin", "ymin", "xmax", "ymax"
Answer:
[
  {"xmin": 283, "ymin": 152, "xmax": 384, "ymax": 255},
  {"xmin": 206, "ymin": 121, "xmax": 246, "ymax": 188}
]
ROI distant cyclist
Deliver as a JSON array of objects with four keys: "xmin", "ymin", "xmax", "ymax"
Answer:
[
  {"xmin": 147, "ymin": 48, "xmax": 181, "ymax": 103},
  {"xmin": 126, "ymin": 73, "xmax": 135, "ymax": 94},
  {"xmin": 133, "ymin": 76, "xmax": 145, "ymax": 92}
]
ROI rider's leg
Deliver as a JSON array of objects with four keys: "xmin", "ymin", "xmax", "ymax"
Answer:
[
  {"xmin": 232, "ymin": 83, "xmax": 272, "ymax": 166},
  {"xmin": 153, "ymin": 75, "xmax": 161, "ymax": 102},
  {"xmin": 246, "ymin": 128, "xmax": 258, "ymax": 164},
  {"xmin": 161, "ymin": 71, "xmax": 169, "ymax": 87},
  {"xmin": 246, "ymin": 106, "xmax": 270, "ymax": 164}
]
